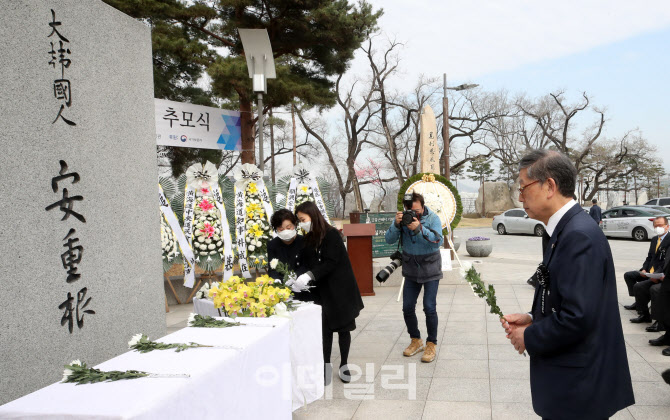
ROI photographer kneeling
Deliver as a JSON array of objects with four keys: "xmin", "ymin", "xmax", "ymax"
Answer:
[{"xmin": 385, "ymin": 192, "xmax": 444, "ymax": 363}]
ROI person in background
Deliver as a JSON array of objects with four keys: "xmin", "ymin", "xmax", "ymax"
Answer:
[
  {"xmin": 626, "ymin": 216, "xmax": 669, "ymax": 324},
  {"xmin": 292, "ymin": 201, "xmax": 364, "ymax": 384},
  {"xmin": 267, "ymin": 209, "xmax": 313, "ymax": 302},
  {"xmin": 384, "ymin": 192, "xmax": 444, "ymax": 363},
  {"xmin": 589, "ymin": 198, "xmax": 602, "ymax": 224}
]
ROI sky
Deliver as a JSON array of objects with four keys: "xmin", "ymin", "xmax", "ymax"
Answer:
[{"xmin": 322, "ymin": 0, "xmax": 670, "ymax": 192}]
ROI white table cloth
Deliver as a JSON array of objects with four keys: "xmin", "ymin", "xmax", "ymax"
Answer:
[
  {"xmin": 0, "ymin": 317, "xmax": 291, "ymax": 419},
  {"xmin": 193, "ymin": 299, "xmax": 324, "ymax": 411}
]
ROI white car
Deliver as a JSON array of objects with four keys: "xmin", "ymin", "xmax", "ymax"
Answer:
[
  {"xmin": 600, "ymin": 206, "xmax": 667, "ymax": 241},
  {"xmin": 644, "ymin": 197, "xmax": 670, "ymax": 208},
  {"xmin": 492, "ymin": 209, "xmax": 546, "ymax": 236}
]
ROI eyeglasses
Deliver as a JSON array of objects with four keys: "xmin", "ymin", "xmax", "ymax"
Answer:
[{"xmin": 518, "ymin": 180, "xmax": 541, "ymax": 196}]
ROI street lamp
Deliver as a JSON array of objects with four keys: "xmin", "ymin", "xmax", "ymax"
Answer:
[
  {"xmin": 442, "ymin": 74, "xmax": 479, "ymax": 180},
  {"xmin": 239, "ymin": 29, "xmax": 276, "ymax": 173}
]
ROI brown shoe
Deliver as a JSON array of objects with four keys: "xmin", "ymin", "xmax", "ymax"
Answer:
[
  {"xmin": 403, "ymin": 338, "xmax": 424, "ymax": 357},
  {"xmin": 421, "ymin": 342, "xmax": 436, "ymax": 363}
]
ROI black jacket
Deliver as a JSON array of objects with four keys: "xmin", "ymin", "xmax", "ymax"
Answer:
[
  {"xmin": 267, "ymin": 235, "xmax": 306, "ymax": 280},
  {"xmin": 588, "ymin": 204, "xmax": 602, "ymax": 223},
  {"xmin": 641, "ymin": 234, "xmax": 670, "ymax": 272},
  {"xmin": 525, "ymin": 204, "xmax": 634, "ymax": 419},
  {"xmin": 267, "ymin": 235, "xmax": 314, "ymax": 302},
  {"xmin": 659, "ymin": 251, "xmax": 670, "ymax": 326},
  {"xmin": 301, "ymin": 227, "xmax": 364, "ymax": 330}
]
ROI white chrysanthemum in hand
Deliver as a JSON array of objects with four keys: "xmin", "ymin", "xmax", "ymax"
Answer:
[
  {"xmin": 270, "ymin": 258, "xmax": 279, "ymax": 269},
  {"xmin": 128, "ymin": 333, "xmax": 143, "ymax": 348}
]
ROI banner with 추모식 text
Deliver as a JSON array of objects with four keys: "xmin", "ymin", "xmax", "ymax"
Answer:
[{"xmin": 155, "ymin": 98, "xmax": 242, "ymax": 151}]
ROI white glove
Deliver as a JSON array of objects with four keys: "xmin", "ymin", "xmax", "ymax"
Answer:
[
  {"xmin": 291, "ymin": 273, "xmax": 312, "ymax": 292},
  {"xmin": 285, "ymin": 273, "xmax": 297, "ymax": 288}
]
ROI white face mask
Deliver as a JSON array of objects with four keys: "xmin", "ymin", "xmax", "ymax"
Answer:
[
  {"xmin": 277, "ymin": 229, "xmax": 297, "ymax": 242},
  {"xmin": 655, "ymin": 226, "xmax": 667, "ymax": 236},
  {"xmin": 300, "ymin": 221, "xmax": 312, "ymax": 233}
]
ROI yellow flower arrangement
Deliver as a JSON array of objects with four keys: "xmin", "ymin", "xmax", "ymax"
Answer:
[
  {"xmin": 246, "ymin": 182, "xmax": 258, "ymax": 194},
  {"xmin": 208, "ymin": 274, "xmax": 292, "ymax": 317},
  {"xmin": 246, "ymin": 202, "xmax": 263, "ymax": 219}
]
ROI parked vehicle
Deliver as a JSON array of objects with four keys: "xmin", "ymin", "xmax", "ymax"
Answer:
[
  {"xmin": 492, "ymin": 209, "xmax": 546, "ymax": 236},
  {"xmin": 630, "ymin": 205, "xmax": 670, "ymax": 214},
  {"xmin": 644, "ymin": 197, "xmax": 670, "ymax": 208},
  {"xmin": 600, "ymin": 206, "xmax": 668, "ymax": 241}
]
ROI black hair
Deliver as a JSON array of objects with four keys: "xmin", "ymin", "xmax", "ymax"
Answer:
[
  {"xmin": 404, "ymin": 192, "xmax": 425, "ymax": 209},
  {"xmin": 295, "ymin": 201, "xmax": 330, "ymax": 247},
  {"xmin": 270, "ymin": 209, "xmax": 298, "ymax": 231}
]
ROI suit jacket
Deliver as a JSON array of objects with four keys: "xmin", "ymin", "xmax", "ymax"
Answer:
[
  {"xmin": 525, "ymin": 203, "xmax": 634, "ymax": 420},
  {"xmin": 659, "ymin": 252, "xmax": 670, "ymax": 325},
  {"xmin": 641, "ymin": 234, "xmax": 670, "ymax": 272}
]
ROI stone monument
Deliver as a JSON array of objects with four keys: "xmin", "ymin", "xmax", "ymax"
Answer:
[
  {"xmin": 0, "ymin": 0, "xmax": 164, "ymax": 404},
  {"xmin": 475, "ymin": 181, "xmax": 516, "ymax": 216}
]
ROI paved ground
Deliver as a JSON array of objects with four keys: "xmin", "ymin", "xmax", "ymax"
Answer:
[{"xmin": 166, "ymin": 227, "xmax": 670, "ymax": 419}]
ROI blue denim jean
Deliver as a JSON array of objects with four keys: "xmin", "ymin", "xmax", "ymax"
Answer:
[{"xmin": 402, "ymin": 277, "xmax": 439, "ymax": 344}]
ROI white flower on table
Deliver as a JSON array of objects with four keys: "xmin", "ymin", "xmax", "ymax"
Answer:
[
  {"xmin": 128, "ymin": 333, "xmax": 143, "ymax": 348},
  {"xmin": 62, "ymin": 368, "xmax": 73, "ymax": 382},
  {"xmin": 187, "ymin": 313, "xmax": 196, "ymax": 326},
  {"xmin": 70, "ymin": 359, "xmax": 81, "ymax": 367},
  {"xmin": 270, "ymin": 258, "xmax": 279, "ymax": 269},
  {"xmin": 274, "ymin": 302, "xmax": 289, "ymax": 317}
]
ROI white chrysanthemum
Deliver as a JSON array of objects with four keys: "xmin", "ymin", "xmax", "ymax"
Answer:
[
  {"xmin": 70, "ymin": 359, "xmax": 82, "ymax": 367},
  {"xmin": 62, "ymin": 368, "xmax": 73, "ymax": 382},
  {"xmin": 188, "ymin": 313, "xmax": 196, "ymax": 325},
  {"xmin": 270, "ymin": 259, "xmax": 279, "ymax": 269},
  {"xmin": 274, "ymin": 302, "xmax": 288, "ymax": 317},
  {"xmin": 248, "ymin": 245, "xmax": 255, "ymax": 251},
  {"xmin": 128, "ymin": 333, "xmax": 143, "ymax": 348}
]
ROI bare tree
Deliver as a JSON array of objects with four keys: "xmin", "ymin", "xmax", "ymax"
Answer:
[
  {"xmin": 517, "ymin": 91, "xmax": 604, "ymax": 172},
  {"xmin": 363, "ymin": 37, "xmax": 418, "ymax": 186}
]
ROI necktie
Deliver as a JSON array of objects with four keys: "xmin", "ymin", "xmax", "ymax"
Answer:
[{"xmin": 651, "ymin": 237, "xmax": 662, "ymax": 273}]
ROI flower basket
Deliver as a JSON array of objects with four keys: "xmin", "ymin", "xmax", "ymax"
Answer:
[{"xmin": 466, "ymin": 237, "xmax": 492, "ymax": 257}]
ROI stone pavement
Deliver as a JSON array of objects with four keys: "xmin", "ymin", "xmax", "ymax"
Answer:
[{"xmin": 166, "ymin": 227, "xmax": 670, "ymax": 419}]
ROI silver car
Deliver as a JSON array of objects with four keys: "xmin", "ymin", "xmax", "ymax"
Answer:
[
  {"xmin": 644, "ymin": 197, "xmax": 670, "ymax": 208},
  {"xmin": 492, "ymin": 209, "xmax": 546, "ymax": 236},
  {"xmin": 600, "ymin": 206, "xmax": 667, "ymax": 241}
]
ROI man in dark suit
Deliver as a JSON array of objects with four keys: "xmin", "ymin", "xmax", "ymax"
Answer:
[
  {"xmin": 589, "ymin": 198, "xmax": 602, "ymax": 224},
  {"xmin": 627, "ymin": 216, "xmax": 669, "ymax": 324},
  {"xmin": 652, "ymin": 246, "xmax": 670, "ymax": 354},
  {"xmin": 502, "ymin": 150, "xmax": 634, "ymax": 420}
]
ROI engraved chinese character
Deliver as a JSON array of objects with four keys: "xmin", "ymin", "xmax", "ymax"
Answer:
[
  {"xmin": 53, "ymin": 79, "xmax": 72, "ymax": 107},
  {"xmin": 48, "ymin": 9, "xmax": 69, "ymax": 42},
  {"xmin": 59, "ymin": 287, "xmax": 95, "ymax": 333},
  {"xmin": 61, "ymin": 228, "xmax": 83, "ymax": 283}
]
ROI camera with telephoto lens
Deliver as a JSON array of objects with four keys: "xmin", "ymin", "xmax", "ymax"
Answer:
[{"xmin": 376, "ymin": 250, "xmax": 403, "ymax": 283}]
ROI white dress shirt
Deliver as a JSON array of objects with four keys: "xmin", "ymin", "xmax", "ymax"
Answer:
[{"xmin": 545, "ymin": 199, "xmax": 577, "ymax": 237}]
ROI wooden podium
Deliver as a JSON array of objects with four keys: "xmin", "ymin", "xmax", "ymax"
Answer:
[{"xmin": 343, "ymin": 223, "xmax": 375, "ymax": 296}]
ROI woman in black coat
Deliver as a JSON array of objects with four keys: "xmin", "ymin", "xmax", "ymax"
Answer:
[
  {"xmin": 292, "ymin": 201, "xmax": 364, "ymax": 384},
  {"xmin": 266, "ymin": 209, "xmax": 313, "ymax": 302}
]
